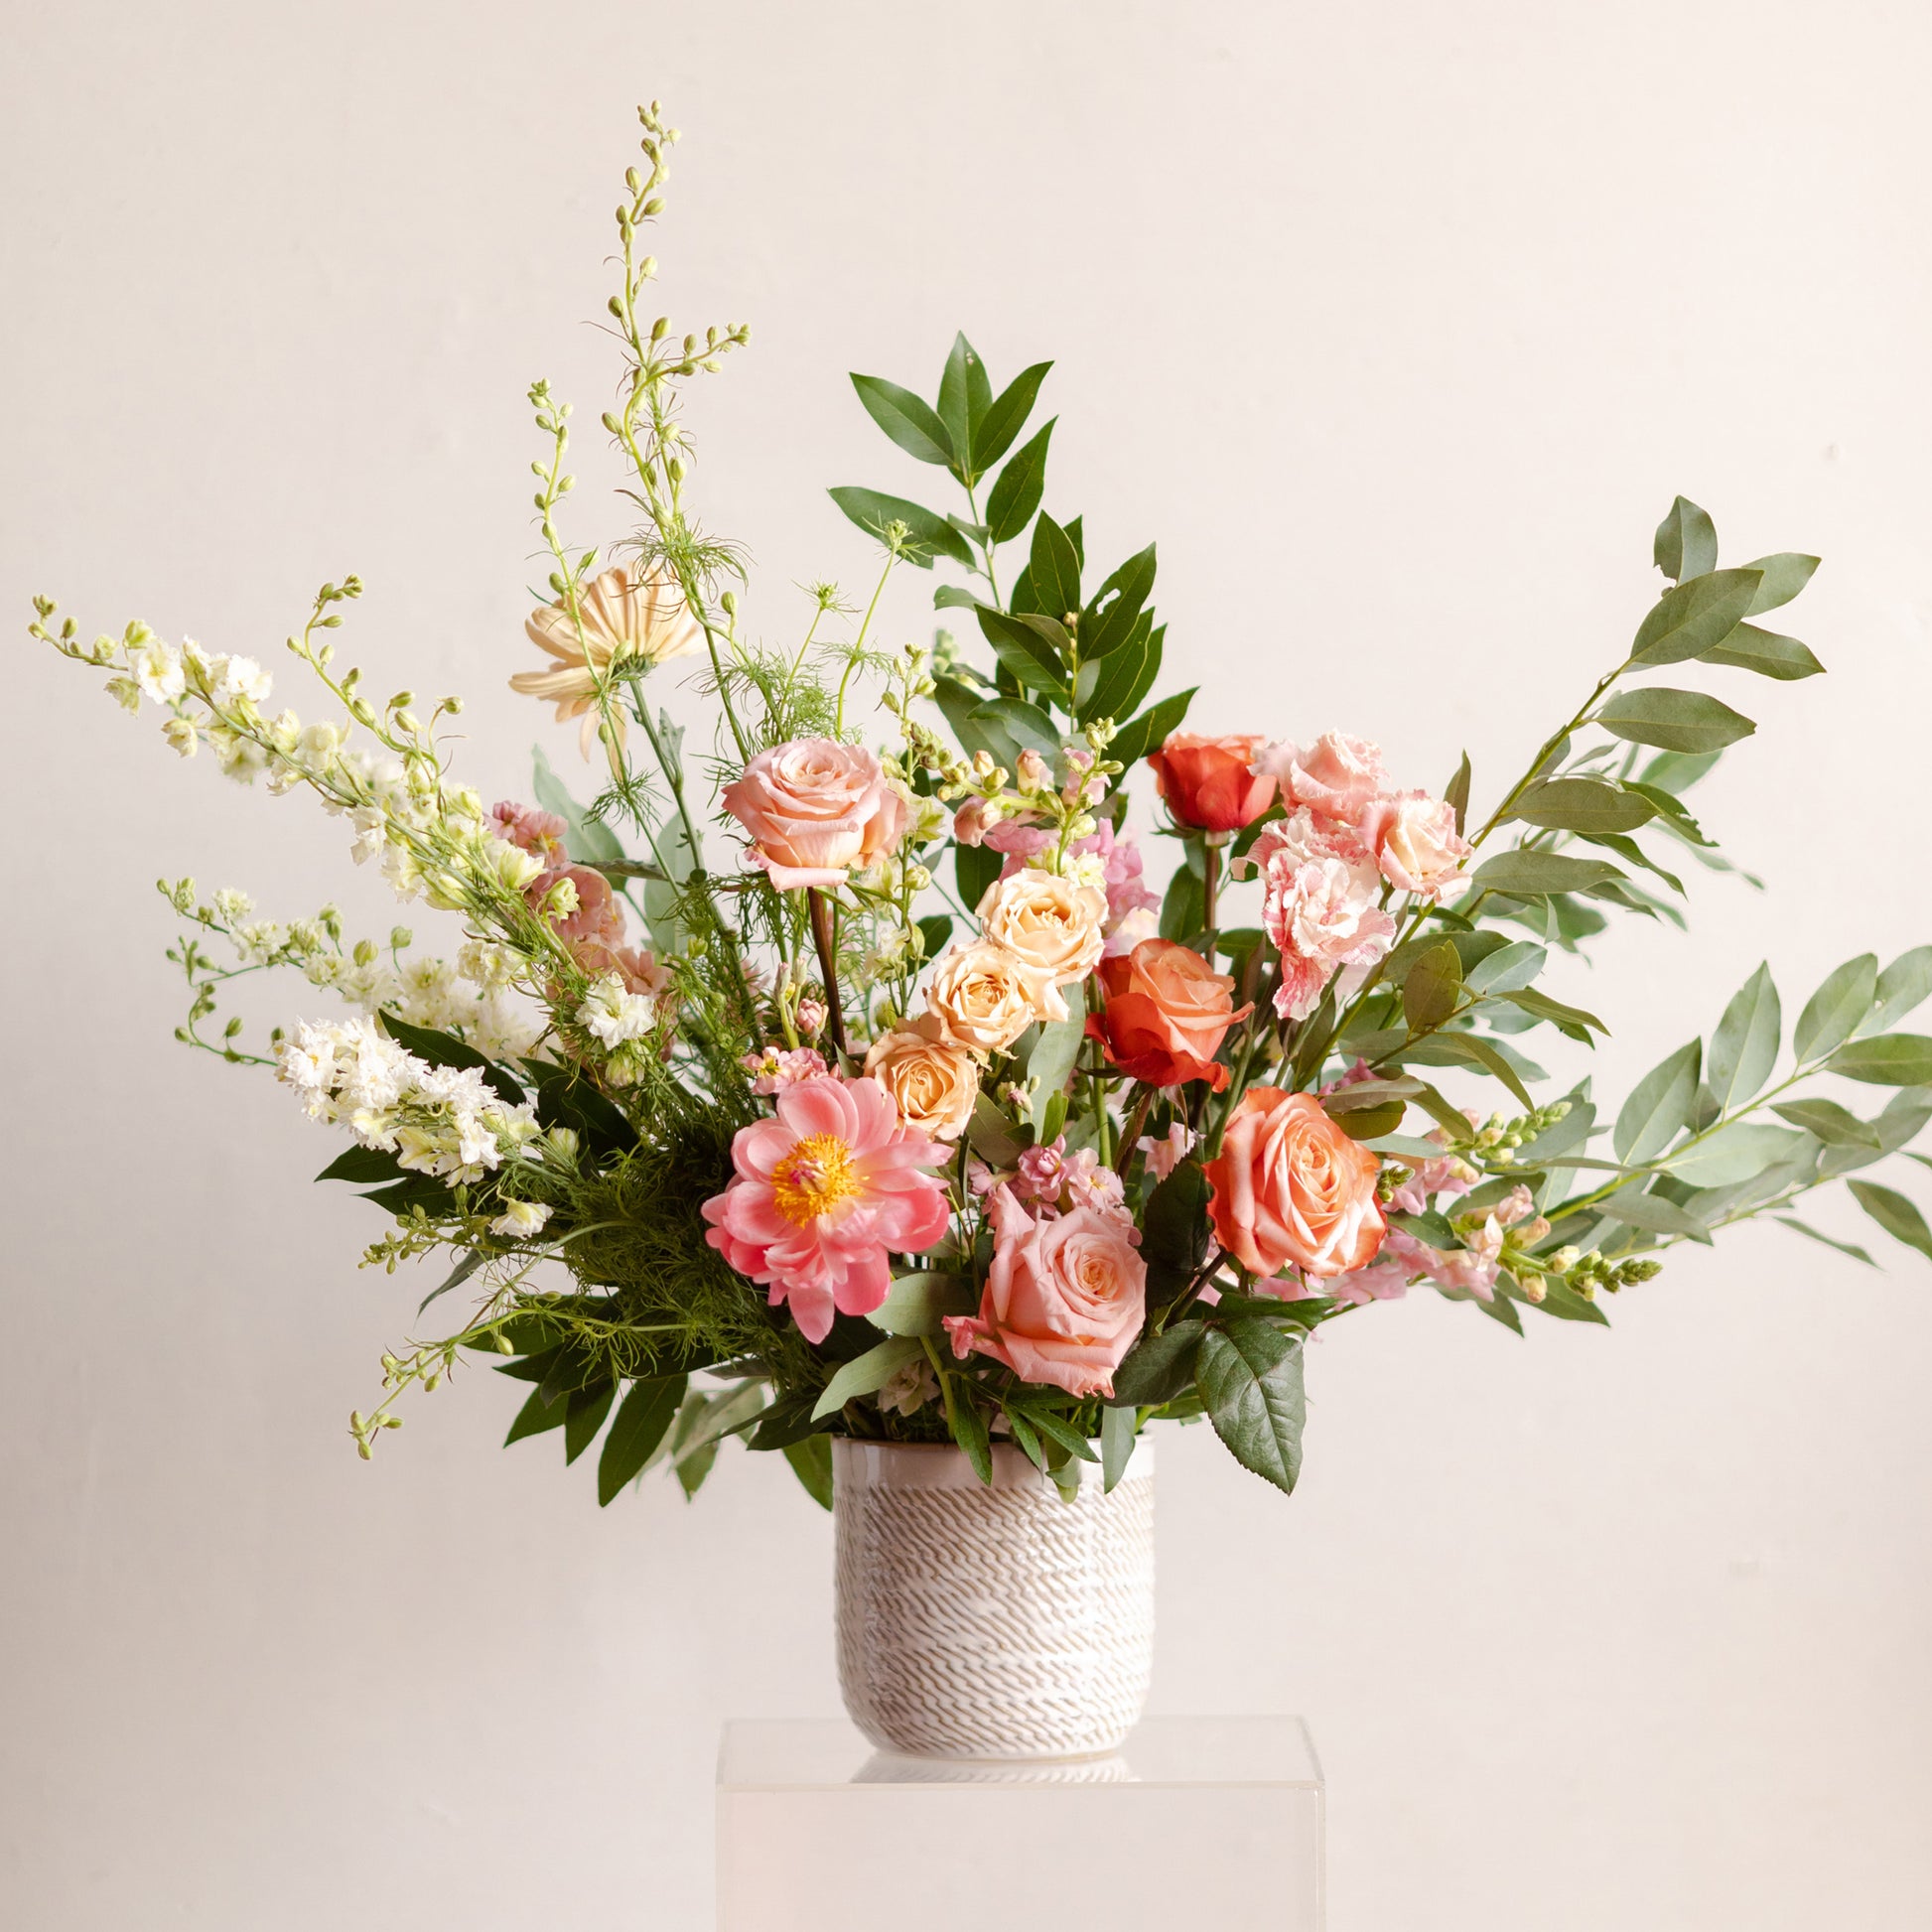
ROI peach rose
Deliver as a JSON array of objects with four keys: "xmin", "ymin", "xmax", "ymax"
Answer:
[
  {"xmin": 944, "ymin": 1185, "xmax": 1148, "ymax": 1397},
  {"xmin": 1356, "ymin": 789, "xmax": 1472, "ymax": 899},
  {"xmin": 1255, "ymin": 732, "xmax": 1388, "ymax": 828},
  {"xmin": 721, "ymin": 738, "xmax": 907, "ymax": 891},
  {"xmin": 1146, "ymin": 732, "xmax": 1277, "ymax": 832},
  {"xmin": 864, "ymin": 1014, "xmax": 981, "ymax": 1141},
  {"xmin": 976, "ymin": 867, "xmax": 1108, "ymax": 1000},
  {"xmin": 1203, "ymin": 1086, "xmax": 1386, "ymax": 1280},
  {"xmin": 923, "ymin": 941, "xmax": 1048, "ymax": 1052},
  {"xmin": 1095, "ymin": 938, "xmax": 1251, "ymax": 1089}
]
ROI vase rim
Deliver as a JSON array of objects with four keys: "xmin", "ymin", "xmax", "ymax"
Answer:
[{"xmin": 832, "ymin": 1434, "xmax": 1155, "ymax": 1493}]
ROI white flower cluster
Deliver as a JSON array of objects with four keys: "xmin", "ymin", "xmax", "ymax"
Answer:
[{"xmin": 278, "ymin": 1015, "xmax": 541, "ymax": 1185}]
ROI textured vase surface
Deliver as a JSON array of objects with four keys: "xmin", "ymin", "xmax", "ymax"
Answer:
[{"xmin": 832, "ymin": 1438, "xmax": 1156, "ymax": 1760}]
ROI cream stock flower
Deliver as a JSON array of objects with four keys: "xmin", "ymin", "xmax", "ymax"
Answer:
[
  {"xmin": 512, "ymin": 561, "xmax": 703, "ymax": 758},
  {"xmin": 863, "ymin": 1013, "xmax": 982, "ymax": 1141},
  {"xmin": 923, "ymin": 941, "xmax": 1047, "ymax": 1052}
]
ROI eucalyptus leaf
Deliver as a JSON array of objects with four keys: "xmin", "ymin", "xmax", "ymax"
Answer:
[
  {"xmin": 1740, "ymin": 552, "xmax": 1820, "ymax": 616},
  {"xmin": 1512, "ymin": 778, "xmax": 1656, "ymax": 834},
  {"xmin": 1463, "ymin": 940, "xmax": 1548, "ymax": 995},
  {"xmin": 1662, "ymin": 1122, "xmax": 1808, "ymax": 1186},
  {"xmin": 812, "ymin": 1337, "xmax": 927, "ymax": 1421},
  {"xmin": 1700, "ymin": 623, "xmax": 1823, "ymax": 681},
  {"xmin": 1829, "ymin": 1035, "xmax": 1932, "ymax": 1086},
  {"xmin": 1794, "ymin": 954, "xmax": 1876, "ymax": 1063},
  {"xmin": 1708, "ymin": 963, "xmax": 1781, "ymax": 1112},
  {"xmin": 1629, "ymin": 567, "xmax": 1761, "ymax": 665},
  {"xmin": 1652, "ymin": 495, "xmax": 1719, "ymax": 582},
  {"xmin": 1869, "ymin": 947, "xmax": 1932, "ymax": 1033},
  {"xmin": 1598, "ymin": 689, "xmax": 1755, "ymax": 754},
  {"xmin": 1848, "ymin": 1180, "xmax": 1932, "ymax": 1264},
  {"xmin": 1774, "ymin": 1216, "xmax": 1876, "ymax": 1267},
  {"xmin": 1772, "ymin": 1098, "xmax": 1878, "ymax": 1148},
  {"xmin": 1596, "ymin": 1187, "xmax": 1715, "ymax": 1242},
  {"xmin": 1471, "ymin": 851, "xmax": 1625, "ymax": 897},
  {"xmin": 1614, "ymin": 1040, "xmax": 1702, "ymax": 1162},
  {"xmin": 1402, "ymin": 941, "xmax": 1463, "ymax": 1033},
  {"xmin": 1445, "ymin": 751, "xmax": 1472, "ymax": 835},
  {"xmin": 1028, "ymin": 982, "xmax": 1087, "ymax": 1136},
  {"xmin": 868, "ymin": 1271, "xmax": 978, "ymax": 1337}
]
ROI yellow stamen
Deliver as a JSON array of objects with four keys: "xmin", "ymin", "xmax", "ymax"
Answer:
[{"xmin": 771, "ymin": 1133, "xmax": 860, "ymax": 1225}]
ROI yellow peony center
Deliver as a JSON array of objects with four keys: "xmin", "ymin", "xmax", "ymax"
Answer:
[{"xmin": 771, "ymin": 1133, "xmax": 861, "ymax": 1225}]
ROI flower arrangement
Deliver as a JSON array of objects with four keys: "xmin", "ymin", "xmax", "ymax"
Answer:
[{"xmin": 36, "ymin": 104, "xmax": 1932, "ymax": 1515}]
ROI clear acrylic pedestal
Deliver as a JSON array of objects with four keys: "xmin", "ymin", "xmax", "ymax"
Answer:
[{"xmin": 716, "ymin": 1717, "xmax": 1323, "ymax": 1930}]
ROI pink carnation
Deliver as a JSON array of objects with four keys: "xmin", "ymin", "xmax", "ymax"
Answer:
[
  {"xmin": 1263, "ymin": 853, "xmax": 1397, "ymax": 1022},
  {"xmin": 1357, "ymin": 789, "xmax": 1472, "ymax": 900},
  {"xmin": 489, "ymin": 800, "xmax": 571, "ymax": 871},
  {"xmin": 1255, "ymin": 732, "xmax": 1389, "ymax": 829},
  {"xmin": 701, "ymin": 1074, "xmax": 951, "ymax": 1343}
]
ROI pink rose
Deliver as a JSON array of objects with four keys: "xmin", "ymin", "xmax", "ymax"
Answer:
[
  {"xmin": 1256, "ymin": 732, "xmax": 1389, "ymax": 828},
  {"xmin": 1357, "ymin": 790, "xmax": 1472, "ymax": 899},
  {"xmin": 945, "ymin": 1184, "xmax": 1147, "ymax": 1397},
  {"xmin": 722, "ymin": 738, "xmax": 907, "ymax": 891}
]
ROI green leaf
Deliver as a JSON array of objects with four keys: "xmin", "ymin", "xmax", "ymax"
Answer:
[
  {"xmin": 563, "ymin": 1382, "xmax": 616, "ymax": 1464},
  {"xmin": 377, "ymin": 1012, "xmax": 522, "ymax": 1098},
  {"xmin": 916, "ymin": 913, "xmax": 953, "ymax": 962},
  {"xmin": 531, "ymin": 743, "xmax": 624, "ymax": 866},
  {"xmin": 985, "ymin": 417, "xmax": 1055, "ymax": 546},
  {"xmin": 504, "ymin": 1385, "xmax": 567, "ymax": 1447},
  {"xmin": 1662, "ymin": 1122, "xmax": 1808, "ymax": 1186},
  {"xmin": 1700, "ymin": 622, "xmax": 1823, "ymax": 681},
  {"xmin": 1847, "ymin": 1180, "xmax": 1932, "ymax": 1264},
  {"xmin": 1597, "ymin": 1187, "xmax": 1714, "ymax": 1243},
  {"xmin": 1078, "ymin": 613, "xmax": 1160, "ymax": 727},
  {"xmin": 974, "ymin": 605, "xmax": 1071, "ymax": 701},
  {"xmin": 1141, "ymin": 1159, "xmax": 1211, "ymax": 1305},
  {"xmin": 948, "ymin": 1394, "xmax": 993, "ymax": 1484},
  {"xmin": 1630, "ymin": 567, "xmax": 1761, "ymax": 664},
  {"xmin": 1503, "ymin": 987, "xmax": 1607, "ymax": 1041},
  {"xmin": 1081, "ymin": 544, "xmax": 1157, "ymax": 659},
  {"xmin": 1828, "ymin": 1034, "xmax": 1932, "ymax": 1086},
  {"xmin": 1463, "ymin": 940, "xmax": 1548, "ymax": 994},
  {"xmin": 828, "ymin": 486, "xmax": 973, "ymax": 569},
  {"xmin": 1653, "ymin": 495, "xmax": 1719, "ymax": 582},
  {"xmin": 933, "ymin": 583, "xmax": 979, "ymax": 612},
  {"xmin": 1030, "ymin": 513, "xmax": 1082, "ymax": 622},
  {"xmin": 1196, "ymin": 1320, "xmax": 1306, "ymax": 1495},
  {"xmin": 968, "ymin": 697, "xmax": 1061, "ymax": 758},
  {"xmin": 1445, "ymin": 751, "xmax": 1472, "ymax": 834},
  {"xmin": 1597, "ymin": 689, "xmax": 1755, "ymax": 754},
  {"xmin": 1108, "ymin": 1321, "xmax": 1203, "ymax": 1407},
  {"xmin": 867, "ymin": 1271, "xmax": 978, "ymax": 1337},
  {"xmin": 1708, "ymin": 962, "xmax": 1781, "ymax": 1112},
  {"xmin": 1794, "ymin": 954, "xmax": 1877, "ymax": 1063},
  {"xmin": 936, "ymin": 333, "xmax": 990, "ymax": 471},
  {"xmin": 812, "ymin": 1336, "xmax": 927, "ymax": 1421},
  {"xmin": 1772, "ymin": 1098, "xmax": 1879, "ymax": 1148},
  {"xmin": 1402, "ymin": 941, "xmax": 1463, "ymax": 1033},
  {"xmin": 1740, "ymin": 552, "xmax": 1820, "ymax": 616},
  {"xmin": 850, "ymin": 371, "xmax": 954, "ymax": 467},
  {"xmin": 1101, "ymin": 1404, "xmax": 1138, "ymax": 1492},
  {"xmin": 1512, "ymin": 778, "xmax": 1657, "ymax": 834},
  {"xmin": 316, "ymin": 1144, "xmax": 405, "ymax": 1185},
  {"xmin": 972, "ymin": 360, "xmax": 1052, "ymax": 473},
  {"xmin": 1614, "ymin": 1039, "xmax": 1702, "ymax": 1161},
  {"xmin": 783, "ymin": 1434, "xmax": 835, "ymax": 1510},
  {"xmin": 1402, "ymin": 1033, "xmax": 1536, "ymax": 1107},
  {"xmin": 597, "ymin": 1376, "xmax": 685, "ymax": 1505},
  {"xmin": 1471, "ymin": 851, "xmax": 1625, "ymax": 897},
  {"xmin": 1477, "ymin": 1292, "xmax": 1524, "ymax": 1333},
  {"xmin": 1774, "ymin": 1216, "xmax": 1876, "ymax": 1267},
  {"xmin": 1028, "ymin": 982, "xmax": 1087, "ymax": 1136},
  {"xmin": 1529, "ymin": 1279, "xmax": 1611, "ymax": 1324},
  {"xmin": 1107, "ymin": 686, "xmax": 1196, "ymax": 773},
  {"xmin": 1870, "ymin": 947, "xmax": 1932, "ymax": 1033}
]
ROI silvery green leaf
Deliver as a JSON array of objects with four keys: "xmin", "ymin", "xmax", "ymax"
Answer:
[
  {"xmin": 1518, "ymin": 1092, "xmax": 1597, "ymax": 1165},
  {"xmin": 1775, "ymin": 1216, "xmax": 1876, "ymax": 1267},
  {"xmin": 1629, "ymin": 567, "xmax": 1761, "ymax": 664},
  {"xmin": 1739, "ymin": 552, "xmax": 1820, "ymax": 616},
  {"xmin": 1402, "ymin": 941, "xmax": 1463, "ymax": 1033},
  {"xmin": 812, "ymin": 1336, "xmax": 927, "ymax": 1421},
  {"xmin": 868, "ymin": 1272, "xmax": 979, "ymax": 1337},
  {"xmin": 1598, "ymin": 689, "xmax": 1755, "ymax": 754},
  {"xmin": 1847, "ymin": 1180, "xmax": 1932, "ymax": 1265},
  {"xmin": 1511, "ymin": 778, "xmax": 1656, "ymax": 833},
  {"xmin": 1597, "ymin": 1187, "xmax": 1715, "ymax": 1243},
  {"xmin": 1472, "ymin": 851, "xmax": 1624, "ymax": 897},
  {"xmin": 1771, "ymin": 1098, "xmax": 1878, "ymax": 1148},
  {"xmin": 1700, "ymin": 623, "xmax": 1823, "ymax": 681},
  {"xmin": 1827, "ymin": 1034, "xmax": 1932, "ymax": 1086},
  {"xmin": 1794, "ymin": 954, "xmax": 1876, "ymax": 1063},
  {"xmin": 1653, "ymin": 494, "xmax": 1719, "ymax": 582},
  {"xmin": 1868, "ymin": 947, "xmax": 1932, "ymax": 1033},
  {"xmin": 1028, "ymin": 981, "xmax": 1087, "ymax": 1136},
  {"xmin": 1662, "ymin": 1123, "xmax": 1808, "ymax": 1186},
  {"xmin": 1707, "ymin": 963, "xmax": 1781, "ymax": 1112},
  {"xmin": 1464, "ymin": 940, "xmax": 1549, "ymax": 995},
  {"xmin": 1614, "ymin": 1040, "xmax": 1702, "ymax": 1162}
]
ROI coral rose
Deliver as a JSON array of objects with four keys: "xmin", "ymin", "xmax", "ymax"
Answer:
[
  {"xmin": 1356, "ymin": 789, "xmax": 1472, "ymax": 899},
  {"xmin": 944, "ymin": 1185, "xmax": 1148, "ymax": 1398},
  {"xmin": 701, "ymin": 1073, "xmax": 950, "ymax": 1343},
  {"xmin": 976, "ymin": 867, "xmax": 1107, "ymax": 1004},
  {"xmin": 1203, "ymin": 1086, "xmax": 1386, "ymax": 1281},
  {"xmin": 721, "ymin": 738, "xmax": 907, "ymax": 891},
  {"xmin": 863, "ymin": 1014, "xmax": 981, "ymax": 1141},
  {"xmin": 923, "ymin": 941, "xmax": 1047, "ymax": 1052},
  {"xmin": 1095, "ymin": 938, "xmax": 1250, "ymax": 1089},
  {"xmin": 1146, "ymin": 732, "xmax": 1277, "ymax": 832}
]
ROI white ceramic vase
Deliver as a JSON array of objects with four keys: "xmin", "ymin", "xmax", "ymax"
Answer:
[{"xmin": 832, "ymin": 1438, "xmax": 1156, "ymax": 1761}]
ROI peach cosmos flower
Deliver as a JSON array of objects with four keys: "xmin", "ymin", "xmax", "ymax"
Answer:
[
  {"xmin": 863, "ymin": 1014, "xmax": 981, "ymax": 1142},
  {"xmin": 944, "ymin": 1183, "xmax": 1147, "ymax": 1398},
  {"xmin": 511, "ymin": 561, "xmax": 703, "ymax": 759},
  {"xmin": 701, "ymin": 1074, "xmax": 950, "ymax": 1343},
  {"xmin": 721, "ymin": 738, "xmax": 907, "ymax": 891},
  {"xmin": 1202, "ymin": 1086, "xmax": 1386, "ymax": 1281},
  {"xmin": 1146, "ymin": 732, "xmax": 1277, "ymax": 832},
  {"xmin": 1094, "ymin": 938, "xmax": 1250, "ymax": 1089},
  {"xmin": 1255, "ymin": 732, "xmax": 1389, "ymax": 829}
]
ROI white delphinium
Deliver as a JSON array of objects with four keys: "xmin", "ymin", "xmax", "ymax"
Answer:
[
  {"xmin": 132, "ymin": 635, "xmax": 185, "ymax": 704},
  {"xmin": 205, "ymin": 652, "xmax": 273, "ymax": 708},
  {"xmin": 578, "ymin": 972, "xmax": 657, "ymax": 1049},
  {"xmin": 347, "ymin": 806, "xmax": 387, "ymax": 864},
  {"xmin": 489, "ymin": 1199, "xmax": 553, "ymax": 1239},
  {"xmin": 161, "ymin": 717, "xmax": 199, "ymax": 758}
]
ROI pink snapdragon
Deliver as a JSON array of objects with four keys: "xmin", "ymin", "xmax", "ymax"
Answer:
[
  {"xmin": 1386, "ymin": 1130, "xmax": 1477, "ymax": 1217},
  {"xmin": 741, "ymin": 1044, "xmax": 830, "ymax": 1095},
  {"xmin": 701, "ymin": 1074, "xmax": 950, "ymax": 1343},
  {"xmin": 999, "ymin": 1135, "xmax": 1129, "ymax": 1220}
]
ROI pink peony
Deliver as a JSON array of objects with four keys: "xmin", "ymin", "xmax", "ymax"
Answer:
[
  {"xmin": 945, "ymin": 1184, "xmax": 1147, "ymax": 1397},
  {"xmin": 702, "ymin": 1074, "xmax": 951, "ymax": 1343},
  {"xmin": 1256, "ymin": 732, "xmax": 1389, "ymax": 829},
  {"xmin": 1263, "ymin": 854, "xmax": 1398, "ymax": 1022},
  {"xmin": 722, "ymin": 738, "xmax": 906, "ymax": 891},
  {"xmin": 1357, "ymin": 790, "xmax": 1472, "ymax": 900},
  {"xmin": 489, "ymin": 800, "xmax": 571, "ymax": 870}
]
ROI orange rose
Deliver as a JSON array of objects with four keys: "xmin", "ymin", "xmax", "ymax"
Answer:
[
  {"xmin": 1146, "ymin": 732, "xmax": 1277, "ymax": 832},
  {"xmin": 1096, "ymin": 938, "xmax": 1250, "ymax": 1089},
  {"xmin": 1203, "ymin": 1087, "xmax": 1386, "ymax": 1280}
]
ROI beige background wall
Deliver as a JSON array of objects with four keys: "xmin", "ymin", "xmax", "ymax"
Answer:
[{"xmin": 6, "ymin": 1, "xmax": 1931, "ymax": 1926}]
